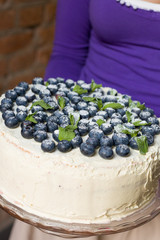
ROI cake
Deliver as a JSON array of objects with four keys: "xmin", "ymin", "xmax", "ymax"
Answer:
[{"xmin": 0, "ymin": 77, "xmax": 160, "ymax": 224}]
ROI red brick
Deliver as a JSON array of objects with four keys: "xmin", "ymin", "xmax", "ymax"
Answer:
[
  {"xmin": 0, "ymin": 10, "xmax": 15, "ymax": 31},
  {"xmin": 0, "ymin": 0, "xmax": 6, "ymax": 4},
  {"xmin": 44, "ymin": 2, "xmax": 57, "ymax": 24},
  {"xmin": 19, "ymin": 5, "xmax": 43, "ymax": 28},
  {"xmin": 14, "ymin": 0, "xmax": 46, "ymax": 3},
  {"xmin": 36, "ymin": 45, "xmax": 52, "ymax": 66},
  {"xmin": 9, "ymin": 51, "xmax": 36, "ymax": 73},
  {"xmin": 0, "ymin": 31, "xmax": 33, "ymax": 55},
  {"xmin": 0, "ymin": 59, "xmax": 7, "ymax": 77},
  {"xmin": 37, "ymin": 25, "xmax": 54, "ymax": 46}
]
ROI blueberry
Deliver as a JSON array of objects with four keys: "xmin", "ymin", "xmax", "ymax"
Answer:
[
  {"xmin": 144, "ymin": 107, "xmax": 154, "ymax": 116},
  {"xmin": 47, "ymin": 78, "xmax": 57, "ymax": 85},
  {"xmin": 65, "ymin": 79, "xmax": 75, "ymax": 88},
  {"xmin": 76, "ymin": 101, "xmax": 88, "ymax": 111},
  {"xmin": 129, "ymin": 138, "xmax": 138, "ymax": 150},
  {"xmin": 111, "ymin": 113, "xmax": 122, "ymax": 120},
  {"xmin": 16, "ymin": 106, "xmax": 27, "ymax": 113},
  {"xmin": 67, "ymin": 91, "xmax": 78, "ymax": 101},
  {"xmin": 105, "ymin": 96, "xmax": 117, "ymax": 103},
  {"xmin": 2, "ymin": 110, "xmax": 15, "ymax": 120},
  {"xmin": 71, "ymin": 135, "xmax": 83, "ymax": 148},
  {"xmin": 31, "ymin": 106, "xmax": 43, "ymax": 113},
  {"xmin": 47, "ymin": 101, "xmax": 59, "ymax": 113},
  {"xmin": 116, "ymin": 144, "xmax": 130, "ymax": 157},
  {"xmin": 141, "ymin": 126, "xmax": 155, "ymax": 136},
  {"xmin": 21, "ymin": 125, "xmax": 34, "ymax": 139},
  {"xmin": 71, "ymin": 96, "xmax": 81, "ymax": 104},
  {"xmin": 58, "ymin": 115, "xmax": 70, "ymax": 126},
  {"xmin": 14, "ymin": 86, "xmax": 26, "ymax": 96},
  {"xmin": 48, "ymin": 114, "xmax": 58, "ymax": 124},
  {"xmin": 47, "ymin": 85, "xmax": 58, "ymax": 95},
  {"xmin": 131, "ymin": 107, "xmax": 141, "ymax": 115},
  {"xmin": 39, "ymin": 89, "xmax": 51, "ymax": 99},
  {"xmin": 144, "ymin": 133, "xmax": 154, "ymax": 146},
  {"xmin": 0, "ymin": 102, "xmax": 12, "ymax": 112},
  {"xmin": 92, "ymin": 115, "xmax": 104, "ymax": 122},
  {"xmin": 124, "ymin": 123, "xmax": 135, "ymax": 129},
  {"xmin": 33, "ymin": 130, "xmax": 48, "ymax": 142},
  {"xmin": 139, "ymin": 111, "xmax": 152, "ymax": 121},
  {"xmin": 18, "ymin": 82, "xmax": 29, "ymax": 91},
  {"xmin": 117, "ymin": 98, "xmax": 128, "ymax": 107},
  {"xmin": 47, "ymin": 121, "xmax": 58, "ymax": 133},
  {"xmin": 78, "ymin": 124, "xmax": 88, "ymax": 136},
  {"xmin": 99, "ymin": 146, "xmax": 113, "ymax": 159},
  {"xmin": 116, "ymin": 108, "xmax": 126, "ymax": 116},
  {"xmin": 41, "ymin": 139, "xmax": 56, "ymax": 152},
  {"xmin": 52, "ymin": 129, "xmax": 60, "ymax": 142},
  {"xmin": 57, "ymin": 140, "xmax": 72, "ymax": 152},
  {"xmin": 96, "ymin": 111, "xmax": 108, "ymax": 119},
  {"xmin": 42, "ymin": 96, "xmax": 53, "ymax": 103},
  {"xmin": 100, "ymin": 136, "xmax": 113, "ymax": 147},
  {"xmin": 86, "ymin": 137, "xmax": 99, "ymax": 148},
  {"xmin": 57, "ymin": 83, "xmax": 66, "ymax": 89},
  {"xmin": 81, "ymin": 83, "xmax": 91, "ymax": 92},
  {"xmin": 110, "ymin": 118, "xmax": 123, "ymax": 127},
  {"xmin": 88, "ymin": 102, "xmax": 98, "ymax": 109},
  {"xmin": 56, "ymin": 77, "xmax": 65, "ymax": 83},
  {"xmin": 79, "ymin": 110, "xmax": 89, "ymax": 119},
  {"xmin": 34, "ymin": 123, "xmax": 47, "ymax": 132},
  {"xmin": 55, "ymin": 91, "xmax": 66, "ymax": 98},
  {"xmin": 21, "ymin": 120, "xmax": 33, "ymax": 129},
  {"xmin": 80, "ymin": 142, "xmax": 95, "ymax": 156},
  {"xmin": 105, "ymin": 108, "xmax": 116, "ymax": 118},
  {"xmin": 77, "ymin": 80, "xmax": 85, "ymax": 85},
  {"xmin": 34, "ymin": 111, "xmax": 48, "ymax": 123},
  {"xmin": 88, "ymin": 121, "xmax": 99, "ymax": 131},
  {"xmin": 25, "ymin": 91, "xmax": 36, "ymax": 102},
  {"xmin": 79, "ymin": 119, "xmax": 89, "ymax": 126},
  {"xmin": 32, "ymin": 84, "xmax": 45, "ymax": 94},
  {"xmin": 89, "ymin": 129, "xmax": 104, "ymax": 140},
  {"xmin": 122, "ymin": 115, "xmax": 128, "ymax": 123},
  {"xmin": 16, "ymin": 111, "xmax": 27, "ymax": 122},
  {"xmin": 147, "ymin": 117, "xmax": 159, "ymax": 125},
  {"xmin": 88, "ymin": 106, "xmax": 97, "ymax": 117},
  {"xmin": 100, "ymin": 123, "xmax": 113, "ymax": 135},
  {"xmin": 112, "ymin": 133, "xmax": 129, "ymax": 146},
  {"xmin": 54, "ymin": 110, "xmax": 64, "ymax": 119},
  {"xmin": 16, "ymin": 96, "xmax": 28, "ymax": 106},
  {"xmin": 5, "ymin": 90, "xmax": 17, "ymax": 101},
  {"xmin": 1, "ymin": 98, "xmax": 13, "ymax": 106},
  {"xmin": 151, "ymin": 124, "xmax": 160, "ymax": 134},
  {"xmin": 93, "ymin": 92, "xmax": 103, "ymax": 98},
  {"xmin": 32, "ymin": 77, "xmax": 44, "ymax": 85},
  {"xmin": 5, "ymin": 117, "xmax": 19, "ymax": 128}
]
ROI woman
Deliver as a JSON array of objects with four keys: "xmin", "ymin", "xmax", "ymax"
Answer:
[{"xmin": 9, "ymin": 0, "xmax": 160, "ymax": 239}]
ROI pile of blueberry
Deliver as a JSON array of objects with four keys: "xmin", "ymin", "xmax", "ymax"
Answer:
[{"xmin": 0, "ymin": 77, "xmax": 160, "ymax": 159}]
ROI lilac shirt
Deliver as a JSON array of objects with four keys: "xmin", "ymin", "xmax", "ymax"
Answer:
[{"xmin": 45, "ymin": 0, "xmax": 160, "ymax": 116}]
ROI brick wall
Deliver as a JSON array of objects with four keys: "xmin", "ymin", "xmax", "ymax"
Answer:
[{"xmin": 0, "ymin": 0, "xmax": 57, "ymax": 95}]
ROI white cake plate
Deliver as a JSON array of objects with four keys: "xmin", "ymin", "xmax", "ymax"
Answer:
[{"xmin": 0, "ymin": 185, "xmax": 160, "ymax": 238}]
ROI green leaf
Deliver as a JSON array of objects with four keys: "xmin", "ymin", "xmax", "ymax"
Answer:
[
  {"xmin": 69, "ymin": 114, "xmax": 75, "ymax": 126},
  {"xmin": 126, "ymin": 111, "xmax": 132, "ymax": 122},
  {"xmin": 45, "ymin": 82, "xmax": 49, "ymax": 87},
  {"xmin": 96, "ymin": 119, "xmax": 105, "ymax": 126},
  {"xmin": 115, "ymin": 124, "xmax": 141, "ymax": 138},
  {"xmin": 134, "ymin": 135, "xmax": 148, "ymax": 155},
  {"xmin": 69, "ymin": 113, "xmax": 80, "ymax": 127},
  {"xmin": 25, "ymin": 112, "xmax": 37, "ymax": 124},
  {"xmin": 83, "ymin": 97, "xmax": 103, "ymax": 110},
  {"xmin": 73, "ymin": 85, "xmax": 88, "ymax": 95},
  {"xmin": 129, "ymin": 98, "xmax": 145, "ymax": 110},
  {"xmin": 137, "ymin": 101, "xmax": 146, "ymax": 110},
  {"xmin": 58, "ymin": 96, "xmax": 66, "ymax": 110},
  {"xmin": 91, "ymin": 79, "xmax": 102, "ymax": 92},
  {"xmin": 58, "ymin": 127, "xmax": 76, "ymax": 141},
  {"xmin": 102, "ymin": 102, "xmax": 124, "ymax": 110},
  {"xmin": 30, "ymin": 100, "xmax": 53, "ymax": 110},
  {"xmin": 133, "ymin": 120, "xmax": 151, "ymax": 127}
]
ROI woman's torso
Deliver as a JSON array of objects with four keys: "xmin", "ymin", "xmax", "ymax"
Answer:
[{"xmin": 80, "ymin": 0, "xmax": 160, "ymax": 116}]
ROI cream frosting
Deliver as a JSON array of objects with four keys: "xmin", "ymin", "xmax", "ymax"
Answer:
[{"xmin": 0, "ymin": 94, "xmax": 160, "ymax": 224}]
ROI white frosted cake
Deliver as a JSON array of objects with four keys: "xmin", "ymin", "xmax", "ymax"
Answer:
[{"xmin": 0, "ymin": 77, "xmax": 160, "ymax": 224}]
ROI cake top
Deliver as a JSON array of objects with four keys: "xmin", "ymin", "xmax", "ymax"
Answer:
[{"xmin": 0, "ymin": 77, "xmax": 160, "ymax": 160}]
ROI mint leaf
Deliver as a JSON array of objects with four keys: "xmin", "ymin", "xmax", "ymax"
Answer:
[
  {"xmin": 30, "ymin": 100, "xmax": 53, "ymax": 110},
  {"xmin": 135, "ymin": 135, "xmax": 148, "ymax": 155},
  {"xmin": 73, "ymin": 85, "xmax": 88, "ymax": 95},
  {"xmin": 96, "ymin": 119, "xmax": 105, "ymax": 126},
  {"xmin": 69, "ymin": 113, "xmax": 80, "ymax": 127},
  {"xmin": 45, "ymin": 82, "xmax": 49, "ymax": 87},
  {"xmin": 129, "ymin": 98, "xmax": 145, "ymax": 110},
  {"xmin": 58, "ymin": 127, "xmax": 76, "ymax": 141},
  {"xmin": 91, "ymin": 79, "xmax": 102, "ymax": 92},
  {"xmin": 137, "ymin": 101, "xmax": 145, "ymax": 110},
  {"xmin": 58, "ymin": 96, "xmax": 66, "ymax": 110},
  {"xmin": 70, "ymin": 114, "xmax": 75, "ymax": 126},
  {"xmin": 102, "ymin": 102, "xmax": 124, "ymax": 110},
  {"xmin": 83, "ymin": 97, "xmax": 103, "ymax": 110},
  {"xmin": 133, "ymin": 120, "xmax": 151, "ymax": 127},
  {"xmin": 25, "ymin": 112, "xmax": 37, "ymax": 124},
  {"xmin": 126, "ymin": 111, "xmax": 132, "ymax": 122},
  {"xmin": 115, "ymin": 124, "xmax": 141, "ymax": 138}
]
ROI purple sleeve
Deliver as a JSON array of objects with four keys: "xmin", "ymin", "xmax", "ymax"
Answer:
[{"xmin": 44, "ymin": 0, "xmax": 91, "ymax": 81}]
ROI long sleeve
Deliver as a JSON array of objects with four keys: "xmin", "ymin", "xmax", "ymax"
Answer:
[{"xmin": 44, "ymin": 0, "xmax": 91, "ymax": 81}]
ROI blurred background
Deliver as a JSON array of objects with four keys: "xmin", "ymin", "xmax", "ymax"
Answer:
[
  {"xmin": 0, "ymin": 0, "xmax": 57, "ymax": 239},
  {"xmin": 0, "ymin": 0, "xmax": 57, "ymax": 95}
]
